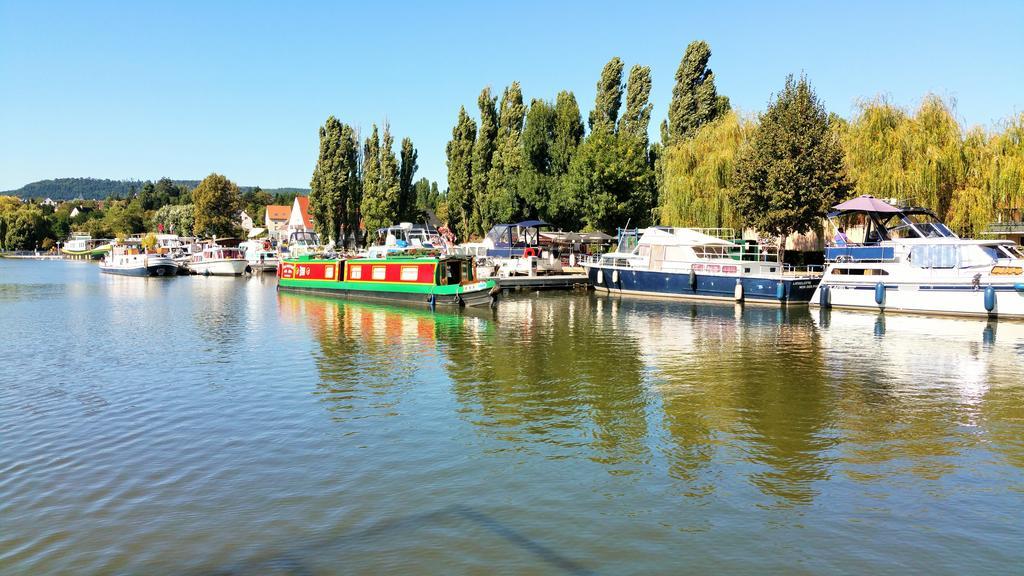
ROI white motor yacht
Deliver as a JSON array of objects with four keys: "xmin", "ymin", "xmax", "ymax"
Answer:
[{"xmin": 812, "ymin": 195, "xmax": 1024, "ymax": 318}]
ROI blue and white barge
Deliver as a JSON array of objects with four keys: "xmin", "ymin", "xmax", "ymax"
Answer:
[{"xmin": 584, "ymin": 227, "xmax": 821, "ymax": 304}]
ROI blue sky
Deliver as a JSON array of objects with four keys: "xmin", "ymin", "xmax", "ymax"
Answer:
[{"xmin": 2, "ymin": 0, "xmax": 1022, "ymax": 192}]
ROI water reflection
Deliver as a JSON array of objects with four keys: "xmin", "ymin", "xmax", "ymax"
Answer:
[{"xmin": 293, "ymin": 290, "xmax": 1024, "ymax": 509}]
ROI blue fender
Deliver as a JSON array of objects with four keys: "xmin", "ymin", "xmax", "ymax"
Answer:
[
  {"xmin": 874, "ymin": 282, "xmax": 886, "ymax": 306},
  {"xmin": 818, "ymin": 284, "xmax": 831, "ymax": 308},
  {"xmin": 984, "ymin": 285, "xmax": 996, "ymax": 313},
  {"xmin": 775, "ymin": 281, "xmax": 786, "ymax": 300}
]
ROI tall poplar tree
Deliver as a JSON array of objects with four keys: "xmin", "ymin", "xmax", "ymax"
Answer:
[
  {"xmin": 620, "ymin": 65, "xmax": 653, "ymax": 143},
  {"xmin": 589, "ymin": 57, "xmax": 625, "ymax": 132},
  {"xmin": 310, "ymin": 116, "xmax": 360, "ymax": 244},
  {"xmin": 519, "ymin": 99, "xmax": 557, "ymax": 219},
  {"xmin": 361, "ymin": 125, "xmax": 381, "ymax": 237},
  {"xmin": 445, "ymin": 107, "xmax": 477, "ymax": 240},
  {"xmin": 551, "ymin": 91, "xmax": 585, "ymax": 176},
  {"xmin": 663, "ymin": 41, "xmax": 729, "ymax": 144},
  {"xmin": 734, "ymin": 75, "xmax": 851, "ymax": 255},
  {"xmin": 470, "ymin": 87, "xmax": 498, "ymax": 235},
  {"xmin": 360, "ymin": 123, "xmax": 400, "ymax": 234},
  {"xmin": 484, "ymin": 82, "xmax": 526, "ymax": 226},
  {"xmin": 398, "ymin": 137, "xmax": 418, "ymax": 221}
]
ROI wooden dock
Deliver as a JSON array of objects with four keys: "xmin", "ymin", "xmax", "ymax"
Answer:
[{"xmin": 497, "ymin": 274, "xmax": 591, "ymax": 291}]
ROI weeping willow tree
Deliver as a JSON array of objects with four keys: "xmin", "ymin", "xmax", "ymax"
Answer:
[
  {"xmin": 843, "ymin": 95, "xmax": 965, "ymax": 219},
  {"xmin": 986, "ymin": 113, "xmax": 1024, "ymax": 218},
  {"xmin": 658, "ymin": 110, "xmax": 752, "ymax": 230}
]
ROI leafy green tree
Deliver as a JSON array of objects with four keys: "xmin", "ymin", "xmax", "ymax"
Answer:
[
  {"xmin": 192, "ymin": 173, "xmax": 242, "ymax": 238},
  {"xmin": 589, "ymin": 57, "xmax": 624, "ymax": 132},
  {"xmin": 663, "ymin": 41, "xmax": 728, "ymax": 144},
  {"xmin": 519, "ymin": 99, "xmax": 557, "ymax": 219},
  {"xmin": 471, "ymin": 87, "xmax": 498, "ymax": 235},
  {"xmin": 310, "ymin": 116, "xmax": 361, "ymax": 244},
  {"xmin": 398, "ymin": 137, "xmax": 418, "ymax": 221},
  {"xmin": 4, "ymin": 205, "xmax": 47, "ymax": 249},
  {"xmin": 445, "ymin": 107, "xmax": 476, "ymax": 240},
  {"xmin": 551, "ymin": 91, "xmax": 585, "ymax": 176},
  {"xmin": 620, "ymin": 65, "xmax": 653, "ymax": 143},
  {"xmin": 361, "ymin": 123, "xmax": 401, "ymax": 234},
  {"xmin": 561, "ymin": 129, "xmax": 655, "ymax": 231},
  {"xmin": 154, "ymin": 204, "xmax": 196, "ymax": 236},
  {"xmin": 362, "ymin": 124, "xmax": 381, "ymax": 237},
  {"xmin": 734, "ymin": 75, "xmax": 851, "ymax": 253},
  {"xmin": 484, "ymin": 82, "xmax": 526, "ymax": 226},
  {"xmin": 413, "ymin": 177, "xmax": 441, "ymax": 214}
]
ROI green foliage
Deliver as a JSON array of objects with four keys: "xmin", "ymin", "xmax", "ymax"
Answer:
[
  {"xmin": 413, "ymin": 178, "xmax": 441, "ymax": 215},
  {"xmin": 445, "ymin": 107, "xmax": 477, "ymax": 240},
  {"xmin": 0, "ymin": 202, "xmax": 47, "ymax": 250},
  {"xmin": 484, "ymin": 82, "xmax": 526, "ymax": 227},
  {"xmin": 663, "ymin": 40, "xmax": 727, "ymax": 144},
  {"xmin": 470, "ymin": 87, "xmax": 498, "ymax": 235},
  {"xmin": 192, "ymin": 173, "xmax": 242, "ymax": 238},
  {"xmin": 360, "ymin": 124, "xmax": 401, "ymax": 234},
  {"xmin": 398, "ymin": 137, "xmax": 418, "ymax": 222},
  {"xmin": 518, "ymin": 99, "xmax": 558, "ymax": 221},
  {"xmin": 620, "ymin": 65, "xmax": 653, "ymax": 143},
  {"xmin": 551, "ymin": 91, "xmax": 585, "ymax": 176},
  {"xmin": 310, "ymin": 116, "xmax": 361, "ymax": 244},
  {"xmin": 589, "ymin": 57, "xmax": 624, "ymax": 132},
  {"xmin": 153, "ymin": 204, "xmax": 196, "ymax": 236},
  {"xmin": 734, "ymin": 75, "xmax": 851, "ymax": 243},
  {"xmin": 141, "ymin": 232, "xmax": 157, "ymax": 250},
  {"xmin": 659, "ymin": 111, "xmax": 751, "ymax": 229},
  {"xmin": 561, "ymin": 129, "xmax": 655, "ymax": 231}
]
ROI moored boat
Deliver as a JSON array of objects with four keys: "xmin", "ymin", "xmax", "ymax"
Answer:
[
  {"xmin": 811, "ymin": 195, "xmax": 1024, "ymax": 318},
  {"xmin": 277, "ymin": 252, "xmax": 499, "ymax": 308},
  {"xmin": 584, "ymin": 227, "xmax": 822, "ymax": 304},
  {"xmin": 99, "ymin": 242, "xmax": 178, "ymax": 277},
  {"xmin": 240, "ymin": 239, "xmax": 280, "ymax": 273},
  {"xmin": 188, "ymin": 244, "xmax": 249, "ymax": 276}
]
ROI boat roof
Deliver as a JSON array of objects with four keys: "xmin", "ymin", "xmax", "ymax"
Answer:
[{"xmin": 637, "ymin": 227, "xmax": 735, "ymax": 247}]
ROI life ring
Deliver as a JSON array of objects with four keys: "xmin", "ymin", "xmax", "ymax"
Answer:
[{"xmin": 523, "ymin": 247, "xmax": 538, "ymax": 258}]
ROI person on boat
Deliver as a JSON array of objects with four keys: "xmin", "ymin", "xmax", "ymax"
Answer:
[{"xmin": 833, "ymin": 227, "xmax": 850, "ymax": 246}]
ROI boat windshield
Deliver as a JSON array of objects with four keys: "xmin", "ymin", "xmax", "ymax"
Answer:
[{"xmin": 880, "ymin": 211, "xmax": 956, "ymax": 239}]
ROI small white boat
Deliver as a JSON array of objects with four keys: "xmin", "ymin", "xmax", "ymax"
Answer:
[
  {"xmin": 364, "ymin": 223, "xmax": 448, "ymax": 258},
  {"xmin": 188, "ymin": 245, "xmax": 249, "ymax": 276},
  {"xmin": 812, "ymin": 196, "xmax": 1024, "ymax": 318},
  {"xmin": 99, "ymin": 242, "xmax": 178, "ymax": 277},
  {"xmin": 240, "ymin": 239, "xmax": 279, "ymax": 273},
  {"xmin": 459, "ymin": 220, "xmax": 564, "ymax": 278}
]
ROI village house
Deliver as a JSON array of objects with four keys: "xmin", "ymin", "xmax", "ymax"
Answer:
[
  {"xmin": 264, "ymin": 204, "xmax": 291, "ymax": 239},
  {"xmin": 288, "ymin": 196, "xmax": 313, "ymax": 233}
]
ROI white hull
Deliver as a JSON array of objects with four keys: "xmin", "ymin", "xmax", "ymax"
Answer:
[
  {"xmin": 812, "ymin": 281, "xmax": 1024, "ymax": 318},
  {"xmin": 248, "ymin": 258, "xmax": 279, "ymax": 272},
  {"xmin": 189, "ymin": 259, "xmax": 249, "ymax": 276}
]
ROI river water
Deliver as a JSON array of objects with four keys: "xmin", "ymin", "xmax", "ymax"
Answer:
[{"xmin": 1, "ymin": 258, "xmax": 1023, "ymax": 575}]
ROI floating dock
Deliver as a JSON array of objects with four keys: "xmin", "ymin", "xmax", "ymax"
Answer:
[{"xmin": 496, "ymin": 274, "xmax": 591, "ymax": 291}]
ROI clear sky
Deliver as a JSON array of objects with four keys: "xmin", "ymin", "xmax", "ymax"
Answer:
[{"xmin": 2, "ymin": 0, "xmax": 1022, "ymax": 192}]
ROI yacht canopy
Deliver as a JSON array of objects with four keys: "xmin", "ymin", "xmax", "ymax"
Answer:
[
  {"xmin": 831, "ymin": 195, "xmax": 901, "ymax": 214},
  {"xmin": 637, "ymin": 227, "xmax": 734, "ymax": 247}
]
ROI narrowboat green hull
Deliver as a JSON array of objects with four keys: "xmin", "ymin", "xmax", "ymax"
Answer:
[{"xmin": 277, "ymin": 256, "xmax": 499, "ymax": 308}]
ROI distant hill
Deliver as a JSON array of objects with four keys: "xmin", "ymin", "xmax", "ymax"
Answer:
[{"xmin": 2, "ymin": 178, "xmax": 309, "ymax": 200}]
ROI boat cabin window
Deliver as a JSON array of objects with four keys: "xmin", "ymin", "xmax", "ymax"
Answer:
[
  {"xmin": 831, "ymin": 268, "xmax": 889, "ymax": 275},
  {"xmin": 910, "ymin": 245, "xmax": 957, "ymax": 268},
  {"xmin": 442, "ymin": 260, "xmax": 464, "ymax": 285},
  {"xmin": 993, "ymin": 244, "xmax": 1024, "ymax": 259}
]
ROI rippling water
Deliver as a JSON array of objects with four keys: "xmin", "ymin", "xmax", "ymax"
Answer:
[{"xmin": 2, "ymin": 258, "xmax": 1023, "ymax": 574}]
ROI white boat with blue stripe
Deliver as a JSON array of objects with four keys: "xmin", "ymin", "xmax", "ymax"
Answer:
[
  {"xmin": 584, "ymin": 227, "xmax": 822, "ymax": 304},
  {"xmin": 812, "ymin": 195, "xmax": 1024, "ymax": 318}
]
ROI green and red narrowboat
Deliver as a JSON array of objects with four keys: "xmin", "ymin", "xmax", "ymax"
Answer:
[{"xmin": 277, "ymin": 253, "xmax": 500, "ymax": 308}]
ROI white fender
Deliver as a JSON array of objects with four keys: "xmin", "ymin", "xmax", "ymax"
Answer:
[
  {"xmin": 612, "ymin": 269, "xmax": 619, "ymax": 284},
  {"xmin": 597, "ymin": 269, "xmax": 604, "ymax": 284},
  {"xmin": 734, "ymin": 279, "xmax": 744, "ymax": 302}
]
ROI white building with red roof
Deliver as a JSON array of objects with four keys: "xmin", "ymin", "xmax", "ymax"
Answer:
[{"xmin": 288, "ymin": 196, "xmax": 313, "ymax": 232}]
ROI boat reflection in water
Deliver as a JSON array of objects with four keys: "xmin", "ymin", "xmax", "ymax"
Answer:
[{"xmin": 289, "ymin": 290, "xmax": 1022, "ymax": 511}]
